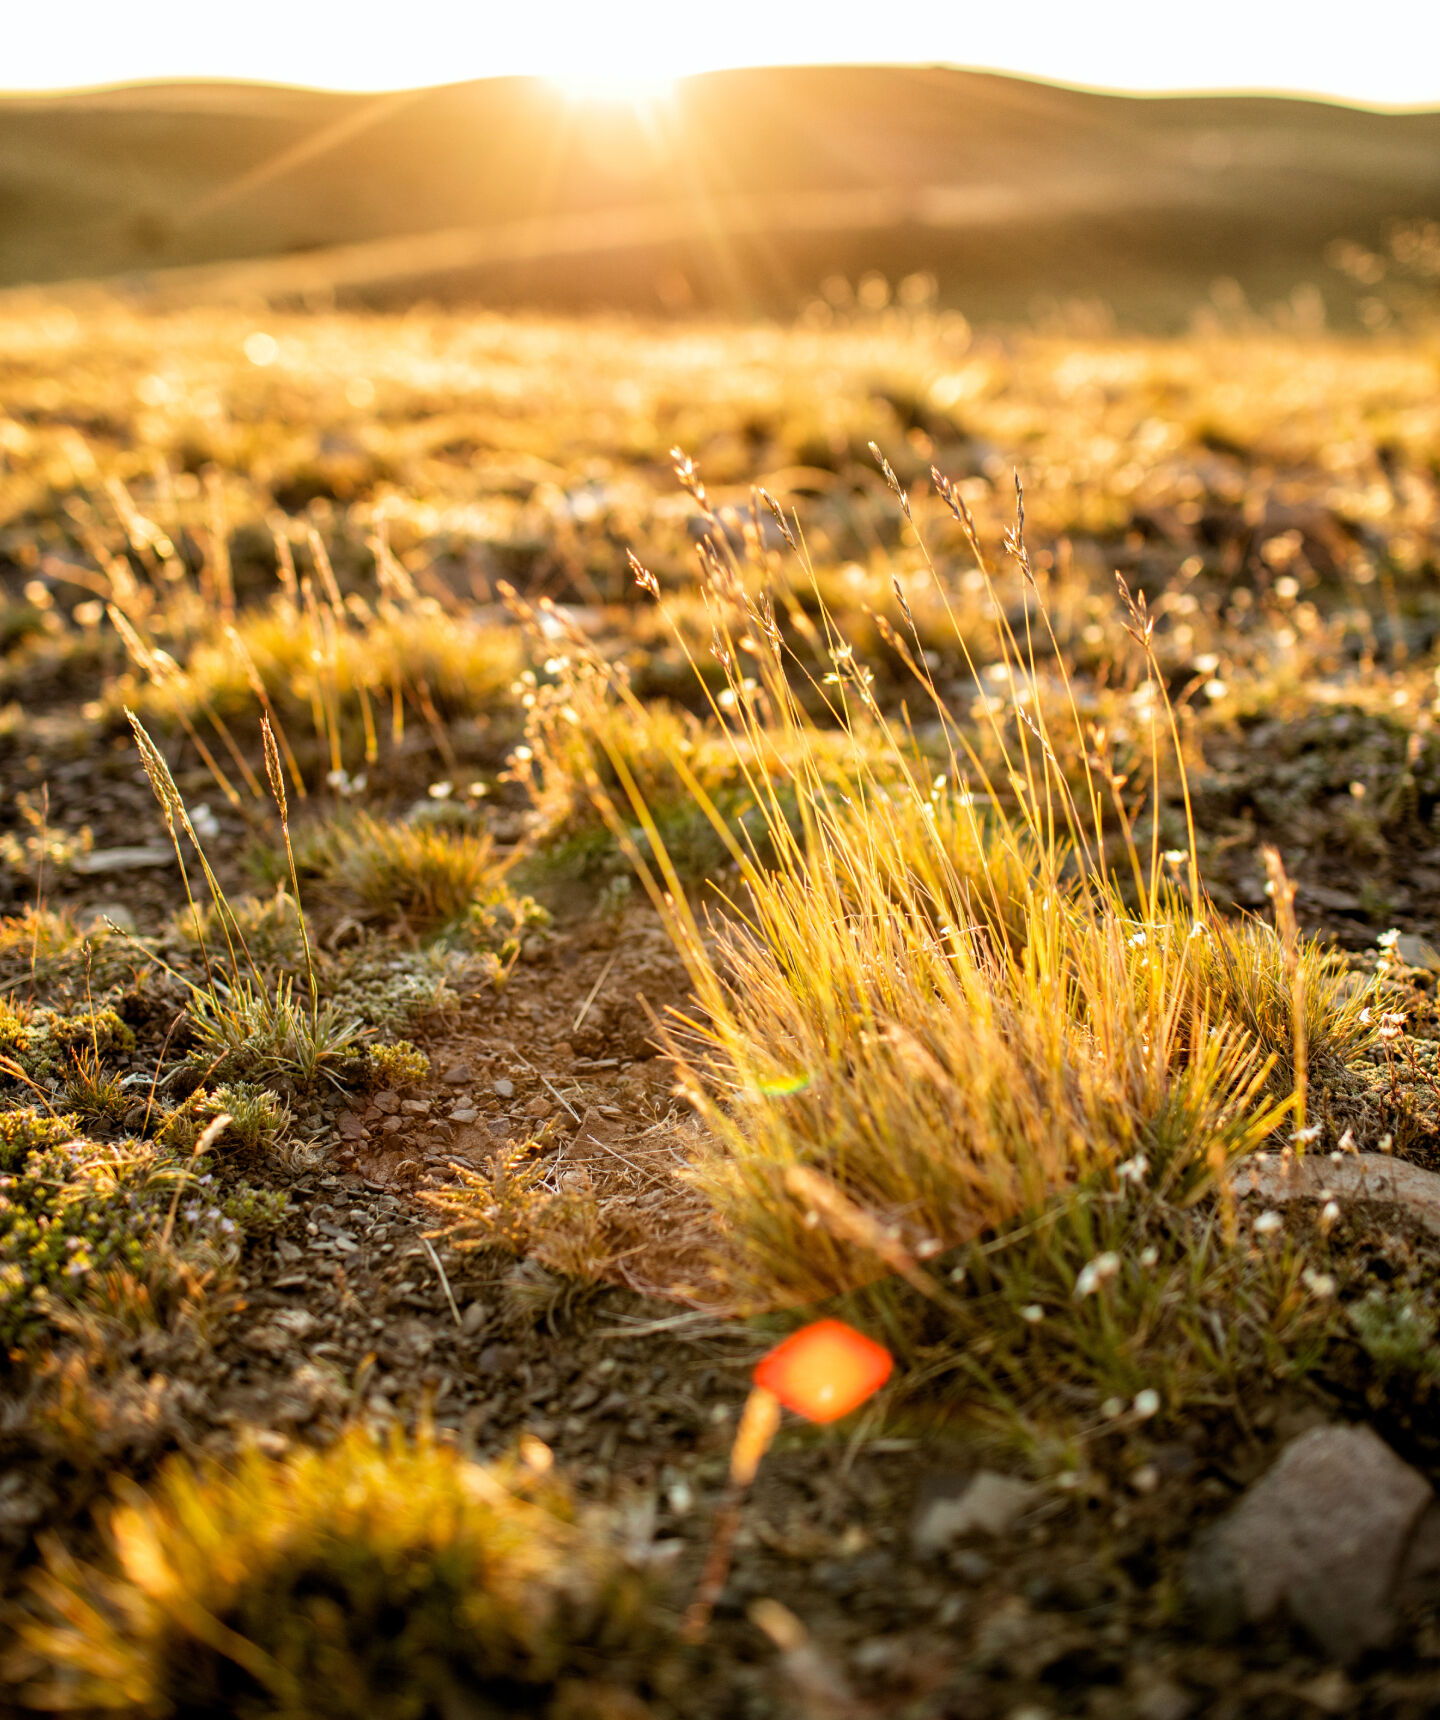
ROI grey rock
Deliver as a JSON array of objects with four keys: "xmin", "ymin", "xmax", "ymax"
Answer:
[
  {"xmin": 911, "ymin": 1471, "xmax": 1041, "ymax": 1558},
  {"xmin": 372, "ymin": 1090, "xmax": 400, "ymax": 1115},
  {"xmin": 1185, "ymin": 1424, "xmax": 1431, "ymax": 1660},
  {"xmin": 477, "ymin": 1342, "xmax": 521, "ymax": 1375},
  {"xmin": 492, "ymin": 1078, "xmax": 515, "ymax": 1099},
  {"xmin": 272, "ymin": 1308, "xmax": 319, "ymax": 1339},
  {"xmin": 1129, "ymin": 1671, "xmax": 1194, "ymax": 1720},
  {"xmin": 1395, "ymin": 933, "xmax": 1440, "ymax": 971},
  {"xmin": 72, "ymin": 845, "xmax": 174, "ymax": 874},
  {"xmin": 1303, "ymin": 883, "xmax": 1362, "ymax": 913},
  {"xmin": 949, "ymin": 1549, "xmax": 993, "ymax": 1584},
  {"xmin": 442, "ymin": 1063, "xmax": 474, "ymax": 1085},
  {"xmin": 461, "ymin": 1299, "xmax": 487, "ymax": 1336},
  {"xmin": 1232, "ymin": 1151, "xmax": 1440, "ymax": 1240}
]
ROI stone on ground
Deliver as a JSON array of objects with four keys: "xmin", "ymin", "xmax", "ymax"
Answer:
[
  {"xmin": 911, "ymin": 1471, "xmax": 1042, "ymax": 1558},
  {"xmin": 1185, "ymin": 1423, "xmax": 1431, "ymax": 1661}
]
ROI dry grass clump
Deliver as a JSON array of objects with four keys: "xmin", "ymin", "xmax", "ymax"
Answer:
[
  {"xmin": 537, "ymin": 452, "xmax": 1372, "ymax": 1416},
  {"xmin": 1185, "ymin": 911, "xmax": 1376, "ymax": 1090},
  {"xmin": 11, "ymin": 1428, "xmax": 657, "ymax": 1720},
  {"xmin": 296, "ymin": 811, "xmax": 508, "ymax": 933}
]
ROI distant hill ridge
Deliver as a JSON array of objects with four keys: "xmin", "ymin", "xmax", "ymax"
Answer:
[{"xmin": 2, "ymin": 65, "xmax": 1437, "ymax": 324}]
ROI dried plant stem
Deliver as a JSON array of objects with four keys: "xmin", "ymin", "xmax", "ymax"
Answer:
[
  {"xmin": 1262, "ymin": 845, "xmax": 1307, "ymax": 1136},
  {"xmin": 261, "ymin": 717, "xmax": 320, "ymax": 1027},
  {"xmin": 683, "ymin": 1385, "xmax": 781, "ymax": 1641}
]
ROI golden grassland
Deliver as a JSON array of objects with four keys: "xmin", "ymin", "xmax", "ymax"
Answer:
[{"xmin": 2, "ymin": 295, "xmax": 1440, "ymax": 1713}]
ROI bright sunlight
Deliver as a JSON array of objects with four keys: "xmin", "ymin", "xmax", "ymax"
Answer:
[{"xmin": 547, "ymin": 69, "xmax": 677, "ymax": 109}]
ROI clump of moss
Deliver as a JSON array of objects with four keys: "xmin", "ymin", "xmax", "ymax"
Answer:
[
  {"xmin": 0, "ymin": 1005, "xmax": 136, "ymax": 1087},
  {"xmin": 14, "ymin": 1428, "xmax": 658, "ymax": 1719},
  {"xmin": 0, "ymin": 1106, "xmax": 283, "ymax": 1355},
  {"xmin": 0, "ymin": 1107, "xmax": 83, "ymax": 1171},
  {"xmin": 0, "ymin": 1115, "xmax": 175, "ymax": 1349},
  {"xmin": 362, "ymin": 1039, "xmax": 430, "ymax": 1091},
  {"xmin": 324, "ymin": 945, "xmax": 468, "ymax": 1037},
  {"xmin": 1348, "ymin": 1286, "xmax": 1440, "ymax": 1381}
]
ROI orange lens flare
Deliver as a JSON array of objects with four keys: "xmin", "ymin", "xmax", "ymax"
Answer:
[{"xmin": 753, "ymin": 1318, "xmax": 893, "ymax": 1425}]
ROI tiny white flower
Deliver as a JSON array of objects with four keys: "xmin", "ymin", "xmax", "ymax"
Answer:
[
  {"xmin": 1075, "ymin": 1252, "xmax": 1121, "ymax": 1296},
  {"xmin": 1101, "ymin": 1396, "xmax": 1126, "ymax": 1419},
  {"xmin": 1378, "ymin": 928, "xmax": 1401, "ymax": 950},
  {"xmin": 1319, "ymin": 1199, "xmax": 1341, "ymax": 1231},
  {"xmin": 1338, "ymin": 1128, "xmax": 1357, "ymax": 1153},
  {"xmin": 1128, "ymin": 930, "xmax": 1147, "ymax": 948},
  {"xmin": 1118, "ymin": 1153, "xmax": 1149, "ymax": 1185},
  {"xmin": 1253, "ymin": 1210, "xmax": 1284, "ymax": 1238},
  {"xmin": 1138, "ymin": 1245, "xmax": 1160, "ymax": 1268},
  {"xmin": 427, "ymin": 780, "xmax": 454, "ymax": 799},
  {"xmin": 1133, "ymin": 1389, "xmax": 1161, "ymax": 1420},
  {"xmin": 1020, "ymin": 1303, "xmax": 1045, "ymax": 1324},
  {"xmin": 1302, "ymin": 1268, "xmax": 1336, "ymax": 1298},
  {"xmin": 1162, "ymin": 850, "xmax": 1186, "ymax": 867},
  {"xmin": 1291, "ymin": 1124, "xmax": 1321, "ymax": 1145}
]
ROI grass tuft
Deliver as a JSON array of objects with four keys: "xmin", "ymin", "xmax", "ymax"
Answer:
[
  {"xmin": 11, "ymin": 1427, "xmax": 657, "ymax": 1719},
  {"xmin": 532, "ymin": 448, "xmax": 1373, "ymax": 1424}
]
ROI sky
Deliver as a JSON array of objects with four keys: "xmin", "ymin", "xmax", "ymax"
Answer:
[{"xmin": 4, "ymin": 0, "xmax": 1439, "ymax": 108}]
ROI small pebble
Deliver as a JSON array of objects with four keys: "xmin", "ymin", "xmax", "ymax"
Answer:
[
  {"xmin": 492, "ymin": 1078, "xmax": 515, "ymax": 1099},
  {"xmin": 373, "ymin": 1091, "xmax": 400, "ymax": 1116},
  {"xmin": 449, "ymin": 1107, "xmax": 479, "ymax": 1124},
  {"xmin": 443, "ymin": 1063, "xmax": 474, "ymax": 1085}
]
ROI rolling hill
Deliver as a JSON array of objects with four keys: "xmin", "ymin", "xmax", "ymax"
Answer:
[{"xmin": 2, "ymin": 65, "xmax": 1437, "ymax": 324}]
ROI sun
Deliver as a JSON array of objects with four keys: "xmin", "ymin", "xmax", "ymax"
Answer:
[{"xmin": 546, "ymin": 68, "xmax": 678, "ymax": 110}]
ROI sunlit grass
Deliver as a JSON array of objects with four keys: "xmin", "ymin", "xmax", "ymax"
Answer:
[
  {"xmin": 11, "ymin": 1427, "xmax": 658, "ymax": 1719},
  {"xmin": 516, "ymin": 447, "xmax": 1376, "ymax": 1424}
]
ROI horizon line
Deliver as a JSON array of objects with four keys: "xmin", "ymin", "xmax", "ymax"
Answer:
[{"xmin": 2, "ymin": 60, "xmax": 1438, "ymax": 117}]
